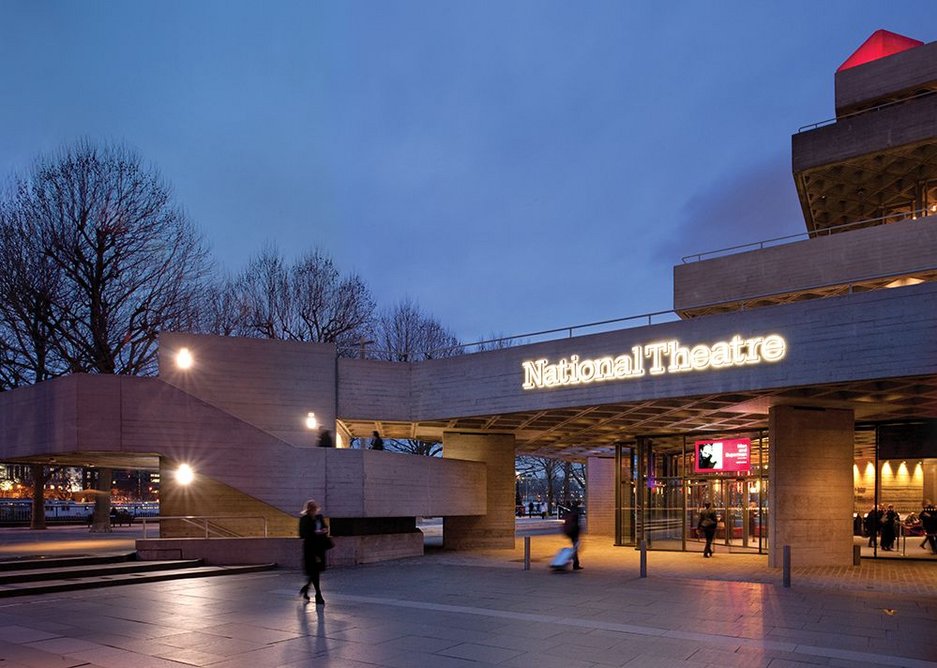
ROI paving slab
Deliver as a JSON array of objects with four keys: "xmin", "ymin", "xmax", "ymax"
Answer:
[{"xmin": 0, "ymin": 527, "xmax": 935, "ymax": 667}]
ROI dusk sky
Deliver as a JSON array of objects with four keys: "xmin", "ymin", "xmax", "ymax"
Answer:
[{"xmin": 1, "ymin": 2, "xmax": 934, "ymax": 343}]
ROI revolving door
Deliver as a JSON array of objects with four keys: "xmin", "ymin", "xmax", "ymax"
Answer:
[{"xmin": 615, "ymin": 432, "xmax": 768, "ymax": 554}]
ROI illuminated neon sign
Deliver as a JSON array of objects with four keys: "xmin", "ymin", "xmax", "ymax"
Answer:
[{"xmin": 521, "ymin": 334, "xmax": 786, "ymax": 390}]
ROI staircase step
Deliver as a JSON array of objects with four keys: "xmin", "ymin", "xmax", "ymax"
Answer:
[
  {"xmin": 0, "ymin": 563, "xmax": 276, "ymax": 597},
  {"xmin": 0, "ymin": 552, "xmax": 136, "ymax": 571},
  {"xmin": 0, "ymin": 558, "xmax": 204, "ymax": 584}
]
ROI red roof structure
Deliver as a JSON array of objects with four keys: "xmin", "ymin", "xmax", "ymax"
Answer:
[{"xmin": 837, "ymin": 29, "xmax": 924, "ymax": 72}]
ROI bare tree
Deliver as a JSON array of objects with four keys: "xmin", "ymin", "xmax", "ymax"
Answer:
[
  {"xmin": 199, "ymin": 275, "xmax": 248, "ymax": 337},
  {"xmin": 474, "ymin": 332, "xmax": 528, "ymax": 352},
  {"xmin": 0, "ymin": 196, "xmax": 68, "ymax": 386},
  {"xmin": 0, "ymin": 141, "xmax": 210, "ymax": 378},
  {"xmin": 215, "ymin": 246, "xmax": 374, "ymax": 353},
  {"xmin": 516, "ymin": 455, "xmax": 563, "ymax": 510},
  {"xmin": 385, "ymin": 439, "xmax": 442, "ymax": 457},
  {"xmin": 372, "ymin": 297, "xmax": 462, "ymax": 361}
]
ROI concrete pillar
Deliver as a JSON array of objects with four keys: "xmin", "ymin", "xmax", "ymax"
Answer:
[
  {"xmin": 442, "ymin": 432, "xmax": 515, "ymax": 550},
  {"xmin": 768, "ymin": 406, "xmax": 854, "ymax": 567},
  {"xmin": 586, "ymin": 457, "xmax": 615, "ymax": 538},
  {"xmin": 90, "ymin": 468, "xmax": 113, "ymax": 533},
  {"xmin": 29, "ymin": 464, "xmax": 46, "ymax": 530}
]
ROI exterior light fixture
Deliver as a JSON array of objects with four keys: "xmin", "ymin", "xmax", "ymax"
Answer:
[
  {"xmin": 176, "ymin": 347, "xmax": 194, "ymax": 369},
  {"xmin": 175, "ymin": 464, "xmax": 195, "ymax": 485},
  {"xmin": 305, "ymin": 412, "xmax": 318, "ymax": 430}
]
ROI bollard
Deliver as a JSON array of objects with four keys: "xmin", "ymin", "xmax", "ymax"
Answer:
[
  {"xmin": 782, "ymin": 544, "xmax": 791, "ymax": 588},
  {"xmin": 639, "ymin": 539, "xmax": 647, "ymax": 578},
  {"xmin": 524, "ymin": 535, "xmax": 530, "ymax": 571},
  {"xmin": 853, "ymin": 543, "xmax": 861, "ymax": 566}
]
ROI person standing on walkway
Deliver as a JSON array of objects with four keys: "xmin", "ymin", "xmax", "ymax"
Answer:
[
  {"xmin": 563, "ymin": 501, "xmax": 583, "ymax": 570},
  {"xmin": 864, "ymin": 505, "xmax": 882, "ymax": 548},
  {"xmin": 920, "ymin": 500, "xmax": 937, "ymax": 554},
  {"xmin": 698, "ymin": 502, "xmax": 718, "ymax": 558},
  {"xmin": 299, "ymin": 499, "xmax": 330, "ymax": 605},
  {"xmin": 880, "ymin": 505, "xmax": 899, "ymax": 551},
  {"xmin": 369, "ymin": 431, "xmax": 384, "ymax": 450},
  {"xmin": 318, "ymin": 429, "xmax": 333, "ymax": 448}
]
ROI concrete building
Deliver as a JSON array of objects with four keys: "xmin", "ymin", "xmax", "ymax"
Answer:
[{"xmin": 1, "ymin": 31, "xmax": 936, "ymax": 570}]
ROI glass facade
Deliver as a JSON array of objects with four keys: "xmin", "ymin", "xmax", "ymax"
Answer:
[
  {"xmin": 616, "ymin": 431, "xmax": 768, "ymax": 554},
  {"xmin": 854, "ymin": 420, "xmax": 937, "ymax": 560}
]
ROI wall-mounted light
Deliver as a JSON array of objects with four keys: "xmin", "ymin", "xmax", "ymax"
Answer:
[
  {"xmin": 175, "ymin": 464, "xmax": 194, "ymax": 485},
  {"xmin": 176, "ymin": 347, "xmax": 194, "ymax": 370},
  {"xmin": 305, "ymin": 412, "xmax": 318, "ymax": 430}
]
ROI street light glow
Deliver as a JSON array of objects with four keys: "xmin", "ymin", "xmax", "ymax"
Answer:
[
  {"xmin": 175, "ymin": 464, "xmax": 194, "ymax": 485},
  {"xmin": 305, "ymin": 412, "xmax": 318, "ymax": 430}
]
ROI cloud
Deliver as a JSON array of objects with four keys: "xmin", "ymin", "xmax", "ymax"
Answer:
[{"xmin": 657, "ymin": 153, "xmax": 806, "ymax": 263}]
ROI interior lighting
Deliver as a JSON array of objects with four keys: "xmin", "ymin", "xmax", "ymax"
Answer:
[
  {"xmin": 897, "ymin": 461, "xmax": 910, "ymax": 481},
  {"xmin": 305, "ymin": 412, "xmax": 318, "ymax": 430},
  {"xmin": 176, "ymin": 348, "xmax": 194, "ymax": 370},
  {"xmin": 885, "ymin": 277, "xmax": 924, "ymax": 289},
  {"xmin": 175, "ymin": 464, "xmax": 194, "ymax": 485}
]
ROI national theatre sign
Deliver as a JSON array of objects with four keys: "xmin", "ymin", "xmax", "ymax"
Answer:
[{"xmin": 521, "ymin": 334, "xmax": 786, "ymax": 390}]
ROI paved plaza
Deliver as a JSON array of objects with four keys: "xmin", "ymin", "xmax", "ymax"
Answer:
[{"xmin": 0, "ymin": 526, "xmax": 935, "ymax": 667}]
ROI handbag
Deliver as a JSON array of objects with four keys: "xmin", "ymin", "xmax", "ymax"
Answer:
[{"xmin": 323, "ymin": 535, "xmax": 335, "ymax": 551}]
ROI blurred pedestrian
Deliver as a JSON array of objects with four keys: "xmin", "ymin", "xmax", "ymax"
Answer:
[
  {"xmin": 864, "ymin": 505, "xmax": 882, "ymax": 548},
  {"xmin": 299, "ymin": 499, "xmax": 331, "ymax": 605},
  {"xmin": 318, "ymin": 429, "xmax": 333, "ymax": 448},
  {"xmin": 921, "ymin": 500, "xmax": 937, "ymax": 554},
  {"xmin": 563, "ymin": 500, "xmax": 583, "ymax": 570},
  {"xmin": 369, "ymin": 431, "xmax": 384, "ymax": 450}
]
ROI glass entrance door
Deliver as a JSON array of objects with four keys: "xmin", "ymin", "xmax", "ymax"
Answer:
[{"xmin": 616, "ymin": 432, "xmax": 768, "ymax": 554}]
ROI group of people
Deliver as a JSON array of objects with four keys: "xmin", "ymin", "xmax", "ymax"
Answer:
[
  {"xmin": 522, "ymin": 500, "xmax": 549, "ymax": 518},
  {"xmin": 317, "ymin": 430, "xmax": 386, "ymax": 450},
  {"xmin": 864, "ymin": 501, "xmax": 937, "ymax": 553}
]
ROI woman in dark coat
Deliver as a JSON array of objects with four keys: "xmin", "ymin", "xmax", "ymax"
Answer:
[
  {"xmin": 697, "ymin": 502, "xmax": 718, "ymax": 558},
  {"xmin": 880, "ymin": 505, "xmax": 899, "ymax": 551},
  {"xmin": 299, "ymin": 499, "xmax": 329, "ymax": 605}
]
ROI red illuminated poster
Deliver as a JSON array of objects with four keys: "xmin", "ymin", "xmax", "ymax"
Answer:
[{"xmin": 694, "ymin": 438, "xmax": 751, "ymax": 473}]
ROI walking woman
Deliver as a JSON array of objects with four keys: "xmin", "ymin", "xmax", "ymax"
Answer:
[
  {"xmin": 698, "ymin": 502, "xmax": 718, "ymax": 558},
  {"xmin": 299, "ymin": 499, "xmax": 330, "ymax": 605}
]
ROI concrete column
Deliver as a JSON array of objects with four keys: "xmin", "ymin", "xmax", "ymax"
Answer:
[
  {"xmin": 586, "ymin": 457, "xmax": 615, "ymax": 539},
  {"xmin": 90, "ymin": 468, "xmax": 113, "ymax": 533},
  {"xmin": 29, "ymin": 464, "xmax": 46, "ymax": 530},
  {"xmin": 768, "ymin": 406, "xmax": 854, "ymax": 567},
  {"xmin": 442, "ymin": 432, "xmax": 515, "ymax": 550}
]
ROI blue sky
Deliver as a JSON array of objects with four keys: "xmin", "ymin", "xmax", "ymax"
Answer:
[{"xmin": 1, "ymin": 2, "xmax": 933, "ymax": 342}]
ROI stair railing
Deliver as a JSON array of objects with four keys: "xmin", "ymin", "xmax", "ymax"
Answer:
[{"xmin": 139, "ymin": 515, "xmax": 269, "ymax": 539}]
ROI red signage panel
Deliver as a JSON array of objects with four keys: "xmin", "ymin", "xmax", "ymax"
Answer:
[{"xmin": 694, "ymin": 438, "xmax": 751, "ymax": 473}]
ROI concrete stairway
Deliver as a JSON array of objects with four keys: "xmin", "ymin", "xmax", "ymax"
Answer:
[{"xmin": 0, "ymin": 552, "xmax": 276, "ymax": 597}]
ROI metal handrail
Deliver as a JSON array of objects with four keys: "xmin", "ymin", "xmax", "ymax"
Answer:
[
  {"xmin": 797, "ymin": 88, "xmax": 937, "ymax": 133},
  {"xmin": 343, "ymin": 211, "xmax": 935, "ymax": 359},
  {"xmin": 681, "ymin": 209, "xmax": 934, "ymax": 264},
  {"xmin": 139, "ymin": 515, "xmax": 269, "ymax": 539},
  {"xmin": 448, "ymin": 264, "xmax": 936, "ymax": 355}
]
